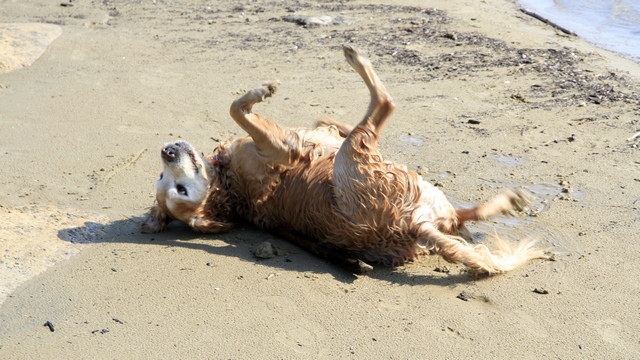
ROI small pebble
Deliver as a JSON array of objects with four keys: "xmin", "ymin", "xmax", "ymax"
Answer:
[
  {"xmin": 44, "ymin": 321, "xmax": 55, "ymax": 332},
  {"xmin": 252, "ymin": 241, "xmax": 277, "ymax": 259}
]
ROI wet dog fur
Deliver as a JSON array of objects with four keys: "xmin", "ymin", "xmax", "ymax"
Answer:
[{"xmin": 142, "ymin": 46, "xmax": 546, "ymax": 274}]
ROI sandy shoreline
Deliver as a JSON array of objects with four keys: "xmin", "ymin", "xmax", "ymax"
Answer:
[{"xmin": 1, "ymin": 0, "xmax": 639, "ymax": 358}]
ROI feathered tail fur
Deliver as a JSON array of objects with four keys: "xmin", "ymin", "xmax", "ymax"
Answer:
[{"xmin": 419, "ymin": 226, "xmax": 547, "ymax": 273}]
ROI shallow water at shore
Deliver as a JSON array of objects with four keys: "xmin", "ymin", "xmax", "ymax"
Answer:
[{"xmin": 518, "ymin": 0, "xmax": 640, "ymax": 61}]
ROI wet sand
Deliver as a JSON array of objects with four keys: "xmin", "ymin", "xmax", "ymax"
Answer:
[{"xmin": 1, "ymin": 0, "xmax": 639, "ymax": 358}]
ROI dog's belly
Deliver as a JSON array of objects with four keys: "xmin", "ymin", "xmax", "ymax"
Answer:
[
  {"xmin": 246, "ymin": 153, "xmax": 456, "ymax": 264},
  {"xmin": 249, "ymin": 154, "xmax": 340, "ymax": 239},
  {"xmin": 232, "ymin": 126, "xmax": 457, "ymax": 264}
]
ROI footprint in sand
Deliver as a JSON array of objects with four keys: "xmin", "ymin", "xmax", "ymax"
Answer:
[
  {"xmin": 258, "ymin": 295, "xmax": 328, "ymax": 354},
  {"xmin": 273, "ymin": 325, "xmax": 319, "ymax": 354},
  {"xmin": 376, "ymin": 289, "xmax": 408, "ymax": 312},
  {"xmin": 587, "ymin": 318, "xmax": 636, "ymax": 348},
  {"xmin": 0, "ymin": 23, "xmax": 62, "ymax": 74},
  {"xmin": 506, "ymin": 309, "xmax": 550, "ymax": 339}
]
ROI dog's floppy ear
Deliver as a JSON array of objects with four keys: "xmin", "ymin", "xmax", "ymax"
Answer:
[
  {"xmin": 189, "ymin": 215, "xmax": 233, "ymax": 233},
  {"xmin": 141, "ymin": 205, "xmax": 172, "ymax": 233}
]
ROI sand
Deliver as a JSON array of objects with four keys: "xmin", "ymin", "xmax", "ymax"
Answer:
[{"xmin": 1, "ymin": 0, "xmax": 639, "ymax": 358}]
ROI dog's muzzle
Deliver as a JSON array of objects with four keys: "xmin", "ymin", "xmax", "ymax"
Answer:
[{"xmin": 161, "ymin": 141, "xmax": 191, "ymax": 162}]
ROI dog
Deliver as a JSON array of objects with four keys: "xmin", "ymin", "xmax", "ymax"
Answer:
[{"xmin": 142, "ymin": 45, "xmax": 546, "ymax": 274}]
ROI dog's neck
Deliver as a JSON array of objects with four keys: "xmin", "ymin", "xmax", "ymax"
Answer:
[{"xmin": 201, "ymin": 145, "xmax": 245, "ymax": 222}]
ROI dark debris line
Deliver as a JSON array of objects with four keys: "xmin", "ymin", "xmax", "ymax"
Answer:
[
  {"xmin": 99, "ymin": 0, "xmax": 639, "ymax": 108},
  {"xmin": 327, "ymin": 13, "xmax": 640, "ymax": 107}
]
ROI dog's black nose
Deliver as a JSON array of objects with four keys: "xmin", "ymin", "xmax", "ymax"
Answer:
[{"xmin": 161, "ymin": 144, "xmax": 178, "ymax": 162}]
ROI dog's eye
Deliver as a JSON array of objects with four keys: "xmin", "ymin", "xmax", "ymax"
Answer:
[
  {"xmin": 176, "ymin": 184, "xmax": 188, "ymax": 196},
  {"xmin": 159, "ymin": 173, "xmax": 163, "ymax": 180}
]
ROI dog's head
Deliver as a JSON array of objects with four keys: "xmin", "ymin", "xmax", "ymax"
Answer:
[{"xmin": 142, "ymin": 140, "xmax": 231, "ymax": 233}]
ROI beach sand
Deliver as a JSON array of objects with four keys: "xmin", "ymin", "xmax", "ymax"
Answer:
[{"xmin": 1, "ymin": 0, "xmax": 639, "ymax": 358}]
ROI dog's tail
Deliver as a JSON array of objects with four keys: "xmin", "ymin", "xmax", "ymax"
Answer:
[{"xmin": 419, "ymin": 228, "xmax": 547, "ymax": 273}]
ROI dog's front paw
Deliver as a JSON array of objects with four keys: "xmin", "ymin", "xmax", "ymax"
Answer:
[
  {"xmin": 260, "ymin": 81, "xmax": 279, "ymax": 99},
  {"xmin": 141, "ymin": 205, "xmax": 170, "ymax": 233},
  {"xmin": 242, "ymin": 81, "xmax": 280, "ymax": 106},
  {"xmin": 189, "ymin": 216, "xmax": 233, "ymax": 233}
]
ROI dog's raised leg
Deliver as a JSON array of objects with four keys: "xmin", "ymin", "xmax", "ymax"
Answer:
[
  {"xmin": 342, "ymin": 45, "xmax": 395, "ymax": 137},
  {"xmin": 229, "ymin": 81, "xmax": 294, "ymax": 163},
  {"xmin": 330, "ymin": 45, "xmax": 404, "ymax": 229},
  {"xmin": 456, "ymin": 189, "xmax": 533, "ymax": 224},
  {"xmin": 333, "ymin": 46, "xmax": 395, "ymax": 186}
]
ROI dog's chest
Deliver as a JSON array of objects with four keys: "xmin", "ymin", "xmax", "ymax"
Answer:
[{"xmin": 236, "ymin": 156, "xmax": 339, "ymax": 237}]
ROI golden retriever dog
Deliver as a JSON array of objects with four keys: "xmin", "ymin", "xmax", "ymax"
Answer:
[{"xmin": 142, "ymin": 46, "xmax": 546, "ymax": 274}]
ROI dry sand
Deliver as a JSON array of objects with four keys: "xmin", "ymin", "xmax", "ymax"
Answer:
[{"xmin": 1, "ymin": 0, "xmax": 639, "ymax": 358}]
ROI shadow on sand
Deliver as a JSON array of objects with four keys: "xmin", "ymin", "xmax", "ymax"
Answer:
[{"xmin": 57, "ymin": 215, "xmax": 482, "ymax": 286}]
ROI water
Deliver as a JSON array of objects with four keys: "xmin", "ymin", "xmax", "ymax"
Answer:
[{"xmin": 518, "ymin": 0, "xmax": 640, "ymax": 61}]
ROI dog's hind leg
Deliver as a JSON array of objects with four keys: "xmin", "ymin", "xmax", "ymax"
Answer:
[
  {"xmin": 342, "ymin": 45, "xmax": 395, "ymax": 138},
  {"xmin": 229, "ymin": 81, "xmax": 297, "ymax": 164},
  {"xmin": 316, "ymin": 46, "xmax": 390, "ymax": 144},
  {"xmin": 427, "ymin": 190, "xmax": 547, "ymax": 273},
  {"xmin": 455, "ymin": 189, "xmax": 533, "ymax": 224},
  {"xmin": 331, "ymin": 46, "xmax": 405, "ymax": 221},
  {"xmin": 333, "ymin": 46, "xmax": 396, "ymax": 180}
]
